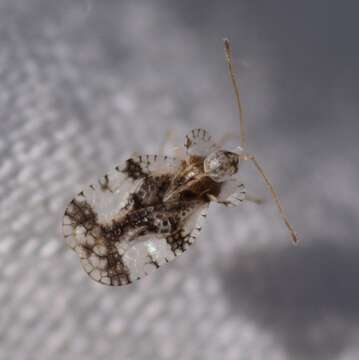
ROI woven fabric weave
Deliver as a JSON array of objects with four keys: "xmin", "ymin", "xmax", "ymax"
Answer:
[{"xmin": 1, "ymin": 1, "xmax": 358, "ymax": 360}]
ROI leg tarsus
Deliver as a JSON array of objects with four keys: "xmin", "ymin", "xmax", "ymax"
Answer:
[{"xmin": 245, "ymin": 194, "xmax": 265, "ymax": 205}]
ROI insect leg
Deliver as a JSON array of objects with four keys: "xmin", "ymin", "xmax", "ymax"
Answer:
[
  {"xmin": 245, "ymin": 194, "xmax": 265, "ymax": 205},
  {"xmin": 159, "ymin": 129, "xmax": 175, "ymax": 157},
  {"xmin": 239, "ymin": 153, "xmax": 298, "ymax": 243}
]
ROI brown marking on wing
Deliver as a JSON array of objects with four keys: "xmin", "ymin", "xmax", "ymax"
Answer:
[
  {"xmin": 184, "ymin": 136, "xmax": 192, "ymax": 149},
  {"xmin": 134, "ymin": 174, "xmax": 172, "ymax": 207},
  {"xmin": 63, "ymin": 199, "xmax": 132, "ymax": 286},
  {"xmin": 123, "ymin": 158, "xmax": 147, "ymax": 180},
  {"xmin": 166, "ymin": 230, "xmax": 190, "ymax": 253},
  {"xmin": 165, "ymin": 202, "xmax": 209, "ymax": 256},
  {"xmin": 64, "ymin": 199, "xmax": 97, "ymax": 232},
  {"xmin": 98, "ymin": 174, "xmax": 113, "ymax": 192}
]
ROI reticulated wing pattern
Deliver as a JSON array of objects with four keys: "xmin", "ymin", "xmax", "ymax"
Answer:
[
  {"xmin": 165, "ymin": 202, "xmax": 209, "ymax": 256},
  {"xmin": 63, "ymin": 183, "xmax": 135, "ymax": 285},
  {"xmin": 121, "ymin": 201, "xmax": 209, "ymax": 282},
  {"xmin": 62, "ymin": 154, "xmax": 188, "ymax": 286}
]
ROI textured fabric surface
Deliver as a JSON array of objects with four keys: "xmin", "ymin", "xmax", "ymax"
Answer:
[{"xmin": 1, "ymin": 1, "xmax": 358, "ymax": 360}]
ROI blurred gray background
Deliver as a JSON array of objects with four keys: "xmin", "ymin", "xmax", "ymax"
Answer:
[{"xmin": 0, "ymin": 1, "xmax": 358, "ymax": 359}]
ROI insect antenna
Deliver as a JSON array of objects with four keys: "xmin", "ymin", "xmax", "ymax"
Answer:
[
  {"xmin": 239, "ymin": 153, "xmax": 298, "ymax": 243},
  {"xmin": 224, "ymin": 38, "xmax": 246, "ymax": 149},
  {"xmin": 223, "ymin": 38, "xmax": 298, "ymax": 243}
]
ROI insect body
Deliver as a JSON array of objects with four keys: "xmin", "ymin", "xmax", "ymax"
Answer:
[
  {"xmin": 62, "ymin": 40, "xmax": 298, "ymax": 286},
  {"xmin": 63, "ymin": 130, "xmax": 247, "ymax": 285}
]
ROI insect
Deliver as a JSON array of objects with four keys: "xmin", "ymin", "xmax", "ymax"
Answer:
[{"xmin": 62, "ymin": 39, "xmax": 298, "ymax": 286}]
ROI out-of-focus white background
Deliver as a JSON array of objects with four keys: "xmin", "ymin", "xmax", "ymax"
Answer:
[{"xmin": 0, "ymin": 1, "xmax": 358, "ymax": 359}]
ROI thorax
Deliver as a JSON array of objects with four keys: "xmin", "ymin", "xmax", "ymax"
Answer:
[{"xmin": 166, "ymin": 156, "xmax": 221, "ymax": 202}]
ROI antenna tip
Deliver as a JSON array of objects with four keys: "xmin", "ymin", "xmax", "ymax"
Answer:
[{"xmin": 292, "ymin": 232, "xmax": 299, "ymax": 244}]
